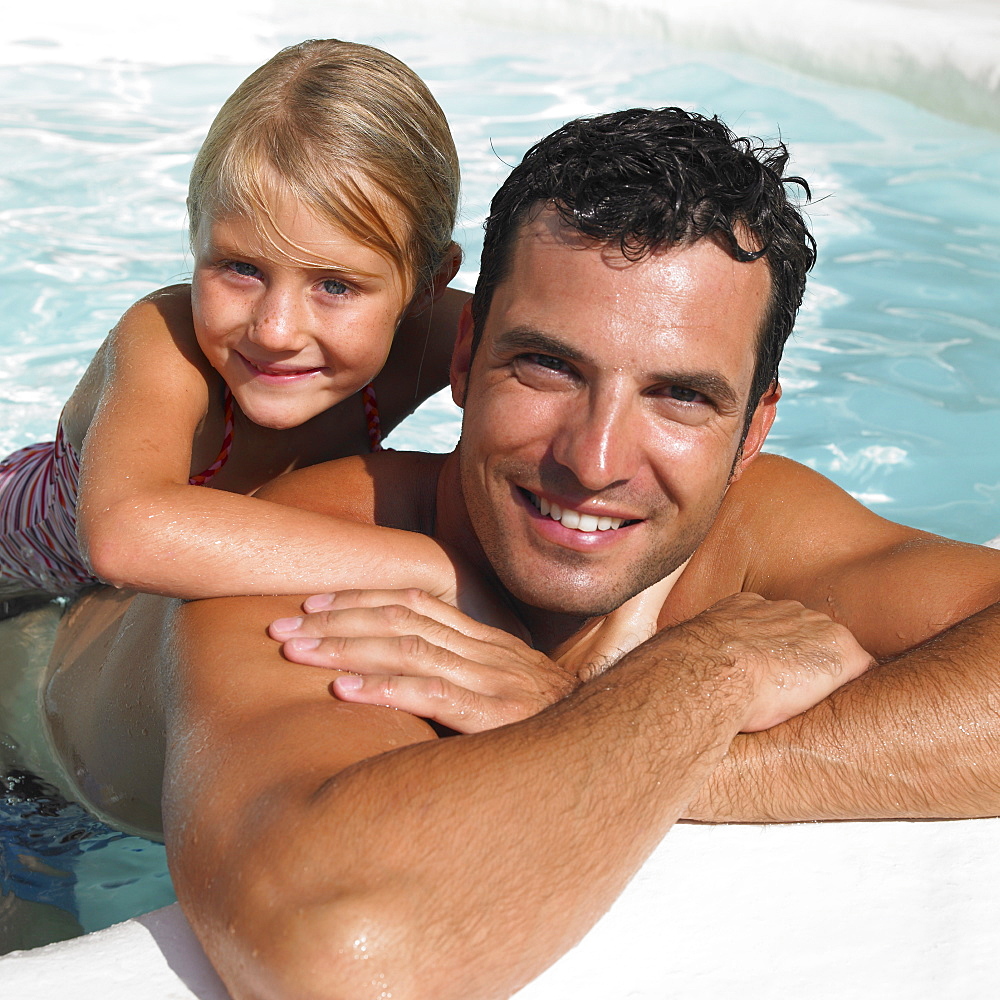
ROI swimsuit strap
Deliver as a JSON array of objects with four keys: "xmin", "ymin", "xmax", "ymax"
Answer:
[
  {"xmin": 189, "ymin": 382, "xmax": 379, "ymax": 488},
  {"xmin": 362, "ymin": 382, "xmax": 382, "ymax": 452},
  {"xmin": 189, "ymin": 386, "xmax": 236, "ymax": 486}
]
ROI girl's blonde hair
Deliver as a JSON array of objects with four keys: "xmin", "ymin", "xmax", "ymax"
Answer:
[{"xmin": 188, "ymin": 39, "xmax": 460, "ymax": 296}]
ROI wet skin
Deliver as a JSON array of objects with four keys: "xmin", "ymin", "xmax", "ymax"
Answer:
[{"xmin": 444, "ymin": 210, "xmax": 778, "ymax": 638}]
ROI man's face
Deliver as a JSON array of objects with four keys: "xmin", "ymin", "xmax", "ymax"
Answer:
[{"xmin": 452, "ymin": 210, "xmax": 776, "ymax": 617}]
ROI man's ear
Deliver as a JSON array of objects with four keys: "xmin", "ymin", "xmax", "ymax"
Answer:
[
  {"xmin": 407, "ymin": 242, "xmax": 462, "ymax": 315},
  {"xmin": 450, "ymin": 298, "xmax": 475, "ymax": 408},
  {"xmin": 730, "ymin": 381, "xmax": 781, "ymax": 482}
]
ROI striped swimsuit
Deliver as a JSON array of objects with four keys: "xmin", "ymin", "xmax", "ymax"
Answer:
[{"xmin": 0, "ymin": 383, "xmax": 382, "ymax": 597}]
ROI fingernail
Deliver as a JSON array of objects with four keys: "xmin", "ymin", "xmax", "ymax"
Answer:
[
  {"xmin": 303, "ymin": 594, "xmax": 336, "ymax": 611},
  {"xmin": 270, "ymin": 616, "xmax": 303, "ymax": 633},
  {"xmin": 286, "ymin": 637, "xmax": 320, "ymax": 651},
  {"xmin": 334, "ymin": 674, "xmax": 363, "ymax": 692}
]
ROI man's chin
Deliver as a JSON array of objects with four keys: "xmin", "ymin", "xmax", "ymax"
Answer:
[
  {"xmin": 499, "ymin": 571, "xmax": 648, "ymax": 620},
  {"xmin": 490, "ymin": 539, "xmax": 697, "ymax": 623}
]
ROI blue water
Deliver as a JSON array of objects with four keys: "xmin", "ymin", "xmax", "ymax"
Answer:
[{"xmin": 1, "ymin": 27, "xmax": 999, "ymax": 936}]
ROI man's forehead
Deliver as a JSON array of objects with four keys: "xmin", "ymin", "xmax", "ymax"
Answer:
[
  {"xmin": 484, "ymin": 209, "xmax": 770, "ymax": 387},
  {"xmin": 506, "ymin": 206, "xmax": 636, "ymax": 267},
  {"xmin": 501, "ymin": 208, "xmax": 769, "ymax": 304}
]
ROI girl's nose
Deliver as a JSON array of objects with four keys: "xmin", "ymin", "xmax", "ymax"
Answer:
[{"xmin": 247, "ymin": 284, "xmax": 307, "ymax": 353}]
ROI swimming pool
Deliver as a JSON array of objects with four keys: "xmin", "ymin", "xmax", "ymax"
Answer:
[{"xmin": 2, "ymin": 1, "xmax": 999, "ymax": 947}]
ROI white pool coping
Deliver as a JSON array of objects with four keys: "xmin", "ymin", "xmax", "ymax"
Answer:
[{"xmin": 5, "ymin": 816, "xmax": 1000, "ymax": 999}]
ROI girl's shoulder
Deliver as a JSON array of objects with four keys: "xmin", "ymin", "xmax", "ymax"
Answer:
[
  {"xmin": 62, "ymin": 284, "xmax": 215, "ymax": 450},
  {"xmin": 374, "ymin": 287, "xmax": 470, "ymax": 438},
  {"xmin": 111, "ymin": 284, "xmax": 204, "ymax": 362}
]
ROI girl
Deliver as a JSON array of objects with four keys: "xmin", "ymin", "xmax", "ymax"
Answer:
[{"xmin": 0, "ymin": 39, "xmax": 469, "ymax": 604}]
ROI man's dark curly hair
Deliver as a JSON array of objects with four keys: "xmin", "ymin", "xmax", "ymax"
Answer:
[{"xmin": 471, "ymin": 107, "xmax": 816, "ymax": 421}]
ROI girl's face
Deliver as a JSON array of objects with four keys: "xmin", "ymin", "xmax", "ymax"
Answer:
[{"xmin": 190, "ymin": 191, "xmax": 412, "ymax": 430}]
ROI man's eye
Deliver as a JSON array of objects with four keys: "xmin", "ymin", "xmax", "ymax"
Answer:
[
  {"xmin": 321, "ymin": 278, "xmax": 350, "ymax": 296},
  {"xmin": 666, "ymin": 385, "xmax": 707, "ymax": 404},
  {"xmin": 525, "ymin": 353, "xmax": 567, "ymax": 372},
  {"xmin": 225, "ymin": 260, "xmax": 260, "ymax": 279}
]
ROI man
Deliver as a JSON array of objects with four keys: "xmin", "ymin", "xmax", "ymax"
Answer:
[{"xmin": 42, "ymin": 108, "xmax": 1000, "ymax": 997}]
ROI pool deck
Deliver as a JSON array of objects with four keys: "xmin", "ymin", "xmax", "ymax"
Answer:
[
  {"xmin": 5, "ymin": 0, "xmax": 1000, "ymax": 131},
  {"xmin": 5, "ymin": 815, "xmax": 1000, "ymax": 999}
]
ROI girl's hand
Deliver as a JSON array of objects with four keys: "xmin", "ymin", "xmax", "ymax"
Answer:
[{"xmin": 269, "ymin": 589, "xmax": 577, "ymax": 733}]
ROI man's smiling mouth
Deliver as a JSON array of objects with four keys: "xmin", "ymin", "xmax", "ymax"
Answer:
[{"xmin": 524, "ymin": 490, "xmax": 640, "ymax": 532}]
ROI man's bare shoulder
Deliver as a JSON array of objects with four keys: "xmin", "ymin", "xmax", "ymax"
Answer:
[
  {"xmin": 722, "ymin": 451, "xmax": 917, "ymax": 556},
  {"xmin": 680, "ymin": 450, "xmax": 917, "ymax": 608},
  {"xmin": 255, "ymin": 450, "xmax": 447, "ymax": 532},
  {"xmin": 702, "ymin": 452, "xmax": 1000, "ymax": 655},
  {"xmin": 660, "ymin": 455, "xmax": 810, "ymax": 618},
  {"xmin": 657, "ymin": 450, "xmax": 989, "ymax": 630},
  {"xmin": 708, "ymin": 452, "xmax": 911, "ymax": 581},
  {"xmin": 728, "ymin": 452, "xmax": 839, "ymax": 503}
]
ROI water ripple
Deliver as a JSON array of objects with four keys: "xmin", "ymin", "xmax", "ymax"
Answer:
[{"xmin": 0, "ymin": 39, "xmax": 998, "ymax": 548}]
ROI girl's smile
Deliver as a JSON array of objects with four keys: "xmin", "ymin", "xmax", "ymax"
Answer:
[{"xmin": 235, "ymin": 352, "xmax": 327, "ymax": 381}]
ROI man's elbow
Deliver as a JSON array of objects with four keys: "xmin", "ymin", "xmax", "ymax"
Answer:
[{"xmin": 207, "ymin": 890, "xmax": 432, "ymax": 1000}]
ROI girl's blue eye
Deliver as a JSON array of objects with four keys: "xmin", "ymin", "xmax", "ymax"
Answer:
[{"xmin": 322, "ymin": 279, "xmax": 350, "ymax": 296}]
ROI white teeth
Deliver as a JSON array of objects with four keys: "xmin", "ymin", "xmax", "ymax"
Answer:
[
  {"xmin": 528, "ymin": 492, "xmax": 626, "ymax": 532},
  {"xmin": 560, "ymin": 508, "xmax": 581, "ymax": 530}
]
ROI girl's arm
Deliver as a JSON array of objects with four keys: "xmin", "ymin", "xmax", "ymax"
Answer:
[{"xmin": 74, "ymin": 290, "xmax": 466, "ymax": 607}]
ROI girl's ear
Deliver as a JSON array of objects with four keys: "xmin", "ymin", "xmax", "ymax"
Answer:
[
  {"xmin": 450, "ymin": 298, "xmax": 475, "ymax": 408},
  {"xmin": 407, "ymin": 242, "xmax": 463, "ymax": 315}
]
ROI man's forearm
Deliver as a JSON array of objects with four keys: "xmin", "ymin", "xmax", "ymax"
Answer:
[
  {"xmin": 689, "ymin": 601, "xmax": 1000, "ymax": 823},
  {"xmin": 167, "ymin": 610, "xmax": 751, "ymax": 1000}
]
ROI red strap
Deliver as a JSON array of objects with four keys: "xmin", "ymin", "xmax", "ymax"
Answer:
[
  {"xmin": 362, "ymin": 382, "xmax": 382, "ymax": 452},
  {"xmin": 189, "ymin": 387, "xmax": 236, "ymax": 486}
]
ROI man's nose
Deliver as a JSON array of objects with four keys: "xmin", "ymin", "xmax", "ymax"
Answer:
[
  {"xmin": 550, "ymin": 390, "xmax": 642, "ymax": 492},
  {"xmin": 247, "ymin": 283, "xmax": 307, "ymax": 353}
]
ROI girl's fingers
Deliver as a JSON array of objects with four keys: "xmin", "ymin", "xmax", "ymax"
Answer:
[
  {"xmin": 331, "ymin": 672, "xmax": 518, "ymax": 734},
  {"xmin": 297, "ymin": 589, "xmax": 523, "ymax": 646},
  {"xmin": 272, "ymin": 591, "xmax": 577, "ymax": 721},
  {"xmin": 271, "ymin": 601, "xmax": 528, "ymax": 667},
  {"xmin": 281, "ymin": 632, "xmax": 497, "ymax": 692}
]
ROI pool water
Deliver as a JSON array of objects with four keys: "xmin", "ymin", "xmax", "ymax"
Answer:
[{"xmin": 1, "ymin": 25, "xmax": 999, "ymax": 939}]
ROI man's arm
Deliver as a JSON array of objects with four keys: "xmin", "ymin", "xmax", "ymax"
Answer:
[
  {"xmin": 271, "ymin": 453, "xmax": 1000, "ymax": 823},
  {"xmin": 162, "ymin": 593, "xmax": 865, "ymax": 1000},
  {"xmin": 688, "ymin": 600, "xmax": 1000, "ymax": 821},
  {"xmin": 686, "ymin": 455, "xmax": 1000, "ymax": 821}
]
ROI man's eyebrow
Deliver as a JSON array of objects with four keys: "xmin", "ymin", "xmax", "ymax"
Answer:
[
  {"xmin": 647, "ymin": 369, "xmax": 742, "ymax": 409},
  {"xmin": 495, "ymin": 326, "xmax": 743, "ymax": 409},
  {"xmin": 493, "ymin": 327, "xmax": 589, "ymax": 363}
]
